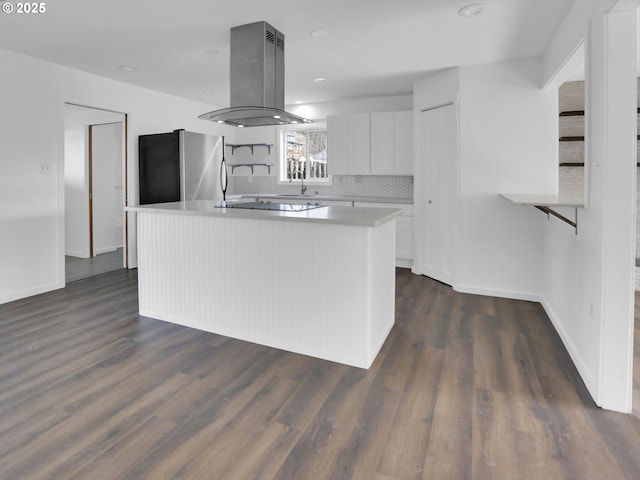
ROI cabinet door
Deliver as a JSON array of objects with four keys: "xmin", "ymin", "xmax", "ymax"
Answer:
[
  {"xmin": 354, "ymin": 202, "xmax": 414, "ymax": 266},
  {"xmin": 394, "ymin": 111, "xmax": 414, "ymax": 175},
  {"xmin": 327, "ymin": 115, "xmax": 349, "ymax": 175},
  {"xmin": 370, "ymin": 112, "xmax": 395, "ymax": 175},
  {"xmin": 348, "ymin": 113, "xmax": 371, "ymax": 175}
]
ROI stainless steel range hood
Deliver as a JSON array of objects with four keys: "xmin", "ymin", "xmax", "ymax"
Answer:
[{"xmin": 199, "ymin": 21, "xmax": 310, "ymax": 127}]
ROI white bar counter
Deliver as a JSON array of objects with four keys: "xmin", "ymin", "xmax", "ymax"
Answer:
[{"xmin": 126, "ymin": 200, "xmax": 401, "ymax": 368}]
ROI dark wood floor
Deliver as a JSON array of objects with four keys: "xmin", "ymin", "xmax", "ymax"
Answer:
[
  {"xmin": 65, "ymin": 248, "xmax": 123, "ymax": 283},
  {"xmin": 1, "ymin": 269, "xmax": 639, "ymax": 480}
]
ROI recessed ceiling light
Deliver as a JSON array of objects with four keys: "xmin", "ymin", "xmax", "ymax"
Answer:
[
  {"xmin": 310, "ymin": 30, "xmax": 328, "ymax": 38},
  {"xmin": 237, "ymin": 124, "xmax": 245, "ymax": 128},
  {"xmin": 118, "ymin": 65, "xmax": 136, "ymax": 72},
  {"xmin": 273, "ymin": 115, "xmax": 281, "ymax": 119},
  {"xmin": 216, "ymin": 120, "xmax": 224, "ymax": 124},
  {"xmin": 313, "ymin": 77, "xmax": 327, "ymax": 83},
  {"xmin": 458, "ymin": 3, "xmax": 483, "ymax": 17},
  {"xmin": 293, "ymin": 100, "xmax": 305, "ymax": 104}
]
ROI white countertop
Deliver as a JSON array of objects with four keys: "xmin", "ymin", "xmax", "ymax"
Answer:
[
  {"xmin": 500, "ymin": 193, "xmax": 584, "ymax": 208},
  {"xmin": 126, "ymin": 200, "xmax": 402, "ymax": 227}
]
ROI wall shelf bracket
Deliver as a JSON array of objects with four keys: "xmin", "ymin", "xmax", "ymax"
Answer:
[
  {"xmin": 534, "ymin": 205, "xmax": 578, "ymax": 234},
  {"xmin": 228, "ymin": 163, "xmax": 273, "ymax": 174},
  {"xmin": 226, "ymin": 143, "xmax": 274, "ymax": 155}
]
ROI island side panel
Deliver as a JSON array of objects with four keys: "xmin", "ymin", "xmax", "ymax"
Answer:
[
  {"xmin": 366, "ymin": 219, "xmax": 396, "ymax": 366},
  {"xmin": 136, "ymin": 211, "xmax": 395, "ymax": 368}
]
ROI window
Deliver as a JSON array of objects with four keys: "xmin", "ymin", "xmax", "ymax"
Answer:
[{"xmin": 278, "ymin": 124, "xmax": 329, "ymax": 184}]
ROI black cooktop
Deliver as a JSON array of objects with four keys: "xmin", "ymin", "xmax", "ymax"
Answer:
[{"xmin": 221, "ymin": 201, "xmax": 325, "ymax": 212}]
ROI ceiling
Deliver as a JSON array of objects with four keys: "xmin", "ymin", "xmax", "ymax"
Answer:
[{"xmin": 0, "ymin": 0, "xmax": 576, "ymax": 109}]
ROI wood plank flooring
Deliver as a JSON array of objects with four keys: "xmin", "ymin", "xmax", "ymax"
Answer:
[
  {"xmin": 65, "ymin": 248, "xmax": 123, "ymax": 283},
  {"xmin": 1, "ymin": 269, "xmax": 639, "ymax": 480}
]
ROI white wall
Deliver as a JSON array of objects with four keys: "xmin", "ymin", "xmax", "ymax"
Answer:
[
  {"xmin": 0, "ymin": 48, "xmax": 234, "ymax": 304},
  {"xmin": 541, "ymin": 0, "xmax": 637, "ymax": 412},
  {"xmin": 414, "ymin": 60, "xmax": 558, "ymax": 301},
  {"xmin": 457, "ymin": 59, "xmax": 558, "ymax": 298}
]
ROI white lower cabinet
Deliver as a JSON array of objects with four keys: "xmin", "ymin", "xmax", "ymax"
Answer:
[
  {"xmin": 354, "ymin": 202, "xmax": 414, "ymax": 268},
  {"xmin": 395, "ymin": 215, "xmax": 413, "ymax": 268}
]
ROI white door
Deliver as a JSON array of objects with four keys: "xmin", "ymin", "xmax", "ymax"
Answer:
[{"xmin": 415, "ymin": 104, "xmax": 456, "ymax": 285}]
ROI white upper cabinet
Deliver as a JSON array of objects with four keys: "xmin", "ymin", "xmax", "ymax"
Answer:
[
  {"xmin": 393, "ymin": 111, "xmax": 414, "ymax": 175},
  {"xmin": 370, "ymin": 112, "xmax": 395, "ymax": 175},
  {"xmin": 328, "ymin": 111, "xmax": 413, "ymax": 176},
  {"xmin": 327, "ymin": 114, "xmax": 348, "ymax": 175},
  {"xmin": 348, "ymin": 114, "xmax": 371, "ymax": 175}
]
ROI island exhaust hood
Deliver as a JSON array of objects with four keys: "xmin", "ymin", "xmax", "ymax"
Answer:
[{"xmin": 199, "ymin": 21, "xmax": 310, "ymax": 127}]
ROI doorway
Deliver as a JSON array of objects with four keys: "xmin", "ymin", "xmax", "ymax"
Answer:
[{"xmin": 63, "ymin": 104, "xmax": 127, "ymax": 283}]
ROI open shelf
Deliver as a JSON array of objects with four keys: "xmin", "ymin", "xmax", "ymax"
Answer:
[
  {"xmin": 500, "ymin": 193, "xmax": 583, "ymax": 234},
  {"xmin": 227, "ymin": 163, "xmax": 274, "ymax": 174},
  {"xmin": 226, "ymin": 143, "xmax": 274, "ymax": 154}
]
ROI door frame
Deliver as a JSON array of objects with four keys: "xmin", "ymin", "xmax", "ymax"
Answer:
[{"xmin": 63, "ymin": 103, "xmax": 129, "ymax": 274}]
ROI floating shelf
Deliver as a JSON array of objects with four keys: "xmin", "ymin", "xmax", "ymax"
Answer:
[
  {"xmin": 228, "ymin": 163, "xmax": 274, "ymax": 174},
  {"xmin": 560, "ymin": 135, "xmax": 639, "ymax": 142},
  {"xmin": 559, "ymin": 108, "xmax": 639, "ymax": 116},
  {"xmin": 561, "ymin": 162, "xmax": 640, "ymax": 167},
  {"xmin": 226, "ymin": 143, "xmax": 274, "ymax": 154},
  {"xmin": 559, "ymin": 110, "xmax": 585, "ymax": 117},
  {"xmin": 500, "ymin": 193, "xmax": 583, "ymax": 234}
]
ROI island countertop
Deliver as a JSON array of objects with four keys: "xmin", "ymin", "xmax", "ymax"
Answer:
[{"xmin": 126, "ymin": 200, "xmax": 402, "ymax": 227}]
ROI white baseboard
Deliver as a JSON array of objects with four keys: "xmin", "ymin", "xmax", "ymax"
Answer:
[
  {"xmin": 453, "ymin": 283, "xmax": 542, "ymax": 303},
  {"xmin": 453, "ymin": 281, "xmax": 600, "ymax": 409},
  {"xmin": 94, "ymin": 246, "xmax": 117, "ymax": 255},
  {"xmin": 396, "ymin": 258, "xmax": 413, "ymax": 269},
  {"xmin": 0, "ymin": 281, "xmax": 64, "ymax": 305},
  {"xmin": 540, "ymin": 297, "xmax": 598, "ymax": 406},
  {"xmin": 65, "ymin": 249, "xmax": 88, "ymax": 258}
]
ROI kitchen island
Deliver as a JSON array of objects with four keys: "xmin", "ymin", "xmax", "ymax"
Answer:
[{"xmin": 126, "ymin": 200, "xmax": 401, "ymax": 368}]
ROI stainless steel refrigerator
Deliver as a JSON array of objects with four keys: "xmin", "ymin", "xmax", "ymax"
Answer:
[{"xmin": 138, "ymin": 130, "xmax": 223, "ymax": 205}]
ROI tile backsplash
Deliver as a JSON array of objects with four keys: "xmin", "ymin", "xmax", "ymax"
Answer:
[{"xmin": 228, "ymin": 175, "xmax": 413, "ymax": 199}]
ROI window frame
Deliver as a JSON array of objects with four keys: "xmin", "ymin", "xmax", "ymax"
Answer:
[{"xmin": 276, "ymin": 122, "xmax": 331, "ymax": 186}]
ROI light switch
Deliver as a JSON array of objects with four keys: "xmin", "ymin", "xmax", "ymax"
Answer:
[{"xmin": 39, "ymin": 162, "xmax": 52, "ymax": 175}]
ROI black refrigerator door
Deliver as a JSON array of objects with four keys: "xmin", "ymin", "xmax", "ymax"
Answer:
[{"xmin": 138, "ymin": 132, "xmax": 180, "ymax": 205}]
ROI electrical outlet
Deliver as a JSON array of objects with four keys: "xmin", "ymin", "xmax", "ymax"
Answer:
[{"xmin": 39, "ymin": 162, "xmax": 52, "ymax": 175}]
